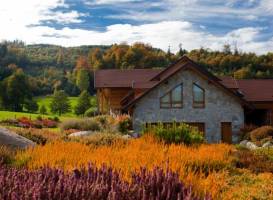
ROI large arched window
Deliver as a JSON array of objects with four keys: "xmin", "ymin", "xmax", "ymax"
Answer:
[
  {"xmin": 193, "ymin": 83, "xmax": 205, "ymax": 108},
  {"xmin": 160, "ymin": 84, "xmax": 183, "ymax": 108}
]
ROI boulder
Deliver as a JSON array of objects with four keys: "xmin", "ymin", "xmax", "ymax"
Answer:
[
  {"xmin": 239, "ymin": 140, "xmax": 249, "ymax": 147},
  {"xmin": 69, "ymin": 131, "xmax": 95, "ymax": 137},
  {"xmin": 246, "ymin": 141, "xmax": 258, "ymax": 150},
  {"xmin": 262, "ymin": 141, "xmax": 273, "ymax": 148},
  {"xmin": 0, "ymin": 127, "xmax": 35, "ymax": 149},
  {"xmin": 122, "ymin": 134, "xmax": 132, "ymax": 139},
  {"xmin": 132, "ymin": 132, "xmax": 140, "ymax": 138}
]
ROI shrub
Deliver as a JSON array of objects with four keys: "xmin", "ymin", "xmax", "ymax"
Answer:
[
  {"xmin": 16, "ymin": 136, "xmax": 234, "ymax": 198},
  {"xmin": 239, "ymin": 124, "xmax": 258, "ymax": 140},
  {"xmin": 1, "ymin": 117, "xmax": 57, "ymax": 128},
  {"xmin": 10, "ymin": 128, "xmax": 62, "ymax": 142},
  {"xmin": 60, "ymin": 118, "xmax": 101, "ymax": 131},
  {"xmin": 17, "ymin": 131, "xmax": 47, "ymax": 145},
  {"xmin": 254, "ymin": 148, "xmax": 273, "ymax": 161},
  {"xmin": 24, "ymin": 99, "xmax": 39, "ymax": 113},
  {"xmin": 70, "ymin": 133, "xmax": 127, "ymax": 146},
  {"xmin": 249, "ymin": 126, "xmax": 273, "ymax": 144},
  {"xmin": 144, "ymin": 123, "xmax": 204, "ymax": 145},
  {"xmin": 84, "ymin": 107, "xmax": 98, "ymax": 117},
  {"xmin": 116, "ymin": 115, "xmax": 131, "ymax": 134},
  {"xmin": 0, "ymin": 146, "xmax": 14, "ymax": 165},
  {"xmin": 234, "ymin": 149, "xmax": 273, "ymax": 173},
  {"xmin": 0, "ymin": 164, "xmax": 207, "ymax": 200},
  {"xmin": 39, "ymin": 104, "xmax": 47, "ymax": 115}
]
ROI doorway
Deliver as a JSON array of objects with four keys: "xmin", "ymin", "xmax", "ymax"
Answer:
[{"xmin": 221, "ymin": 122, "xmax": 232, "ymax": 143}]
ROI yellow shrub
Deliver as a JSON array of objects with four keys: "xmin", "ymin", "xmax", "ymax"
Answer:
[{"xmin": 16, "ymin": 135, "xmax": 235, "ymax": 198}]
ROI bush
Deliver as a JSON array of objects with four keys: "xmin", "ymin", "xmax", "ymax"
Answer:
[
  {"xmin": 39, "ymin": 104, "xmax": 47, "ymax": 115},
  {"xmin": 84, "ymin": 107, "xmax": 98, "ymax": 117},
  {"xmin": 234, "ymin": 149, "xmax": 273, "ymax": 173},
  {"xmin": 0, "ymin": 146, "xmax": 14, "ymax": 165},
  {"xmin": 24, "ymin": 99, "xmax": 39, "ymax": 113},
  {"xmin": 70, "ymin": 133, "xmax": 127, "ymax": 146},
  {"xmin": 11, "ymin": 128, "xmax": 62, "ymax": 142},
  {"xmin": 17, "ymin": 131, "xmax": 47, "ymax": 145},
  {"xmin": 60, "ymin": 118, "xmax": 101, "ymax": 131},
  {"xmin": 144, "ymin": 123, "xmax": 204, "ymax": 145},
  {"xmin": 239, "ymin": 124, "xmax": 258, "ymax": 140},
  {"xmin": 0, "ymin": 164, "xmax": 206, "ymax": 200},
  {"xmin": 116, "ymin": 115, "xmax": 131, "ymax": 134},
  {"xmin": 249, "ymin": 126, "xmax": 273, "ymax": 144}
]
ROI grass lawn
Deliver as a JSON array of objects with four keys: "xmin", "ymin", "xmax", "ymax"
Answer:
[
  {"xmin": 35, "ymin": 95, "xmax": 97, "ymax": 117},
  {"xmin": 0, "ymin": 110, "xmax": 71, "ymax": 121}
]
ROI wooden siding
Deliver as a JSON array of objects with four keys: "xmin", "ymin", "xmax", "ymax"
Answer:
[{"xmin": 97, "ymin": 88, "xmax": 131, "ymax": 113}]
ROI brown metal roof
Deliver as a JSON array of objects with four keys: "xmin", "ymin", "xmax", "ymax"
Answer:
[
  {"xmin": 236, "ymin": 80, "xmax": 273, "ymax": 102},
  {"xmin": 219, "ymin": 76, "xmax": 239, "ymax": 89},
  {"xmin": 219, "ymin": 77, "xmax": 273, "ymax": 102},
  {"xmin": 94, "ymin": 69, "xmax": 162, "ymax": 88}
]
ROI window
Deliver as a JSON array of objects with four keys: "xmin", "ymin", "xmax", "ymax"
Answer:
[
  {"xmin": 160, "ymin": 84, "xmax": 183, "ymax": 108},
  {"xmin": 193, "ymin": 83, "xmax": 205, "ymax": 108}
]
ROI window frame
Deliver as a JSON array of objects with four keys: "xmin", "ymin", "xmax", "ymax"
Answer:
[
  {"xmin": 160, "ymin": 83, "xmax": 183, "ymax": 109},
  {"xmin": 192, "ymin": 83, "xmax": 205, "ymax": 108}
]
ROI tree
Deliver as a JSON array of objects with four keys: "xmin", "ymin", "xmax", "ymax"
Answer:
[
  {"xmin": 24, "ymin": 99, "xmax": 38, "ymax": 113},
  {"xmin": 56, "ymin": 48, "xmax": 64, "ymax": 67},
  {"xmin": 76, "ymin": 56, "xmax": 89, "ymax": 69},
  {"xmin": 50, "ymin": 90, "xmax": 71, "ymax": 116},
  {"xmin": 2, "ymin": 69, "xmax": 32, "ymax": 111},
  {"xmin": 39, "ymin": 104, "xmax": 47, "ymax": 115},
  {"xmin": 76, "ymin": 69, "xmax": 90, "ymax": 92},
  {"xmin": 74, "ymin": 90, "xmax": 91, "ymax": 116}
]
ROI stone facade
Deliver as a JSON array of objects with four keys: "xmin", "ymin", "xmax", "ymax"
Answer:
[{"xmin": 132, "ymin": 68, "xmax": 244, "ymax": 143}]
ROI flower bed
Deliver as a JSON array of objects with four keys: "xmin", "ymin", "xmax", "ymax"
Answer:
[
  {"xmin": 0, "ymin": 164, "xmax": 207, "ymax": 200},
  {"xmin": 1, "ymin": 117, "xmax": 58, "ymax": 128}
]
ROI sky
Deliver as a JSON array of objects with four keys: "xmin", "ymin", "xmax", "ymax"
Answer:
[{"xmin": 0, "ymin": 0, "xmax": 272, "ymax": 54}]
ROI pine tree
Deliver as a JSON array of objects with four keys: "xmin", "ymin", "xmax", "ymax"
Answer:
[
  {"xmin": 50, "ymin": 90, "xmax": 71, "ymax": 116},
  {"xmin": 56, "ymin": 48, "xmax": 64, "ymax": 67},
  {"xmin": 24, "ymin": 99, "xmax": 38, "ymax": 113},
  {"xmin": 74, "ymin": 90, "xmax": 91, "ymax": 116},
  {"xmin": 39, "ymin": 104, "xmax": 47, "ymax": 115},
  {"xmin": 76, "ymin": 69, "xmax": 90, "ymax": 92}
]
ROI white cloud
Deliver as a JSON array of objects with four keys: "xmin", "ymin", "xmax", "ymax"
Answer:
[
  {"xmin": 1, "ymin": 19, "xmax": 271, "ymax": 54},
  {"xmin": 0, "ymin": 0, "xmax": 84, "ymax": 27},
  {"xmin": 0, "ymin": 0, "xmax": 271, "ymax": 54}
]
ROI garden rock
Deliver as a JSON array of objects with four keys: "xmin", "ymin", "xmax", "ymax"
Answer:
[
  {"xmin": 132, "ymin": 132, "xmax": 140, "ymax": 138},
  {"xmin": 246, "ymin": 141, "xmax": 258, "ymax": 150},
  {"xmin": 0, "ymin": 127, "xmax": 35, "ymax": 149},
  {"xmin": 69, "ymin": 131, "xmax": 95, "ymax": 137},
  {"xmin": 122, "ymin": 134, "xmax": 132, "ymax": 139},
  {"xmin": 262, "ymin": 141, "xmax": 273, "ymax": 148},
  {"xmin": 239, "ymin": 140, "xmax": 249, "ymax": 147}
]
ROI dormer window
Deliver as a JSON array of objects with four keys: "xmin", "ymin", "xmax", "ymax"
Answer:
[
  {"xmin": 193, "ymin": 83, "xmax": 205, "ymax": 108},
  {"xmin": 160, "ymin": 84, "xmax": 183, "ymax": 108}
]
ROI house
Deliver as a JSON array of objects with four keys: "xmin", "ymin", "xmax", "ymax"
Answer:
[{"xmin": 94, "ymin": 56, "xmax": 273, "ymax": 143}]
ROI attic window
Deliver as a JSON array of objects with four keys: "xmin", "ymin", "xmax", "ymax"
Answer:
[
  {"xmin": 160, "ymin": 84, "xmax": 183, "ymax": 108},
  {"xmin": 193, "ymin": 83, "xmax": 205, "ymax": 108}
]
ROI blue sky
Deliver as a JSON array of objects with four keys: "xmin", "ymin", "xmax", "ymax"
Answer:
[{"xmin": 0, "ymin": 0, "xmax": 272, "ymax": 54}]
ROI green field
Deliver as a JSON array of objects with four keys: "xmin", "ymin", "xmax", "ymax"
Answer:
[
  {"xmin": 35, "ymin": 96, "xmax": 96, "ymax": 116},
  {"xmin": 0, "ymin": 96, "xmax": 97, "ymax": 121},
  {"xmin": 0, "ymin": 110, "xmax": 70, "ymax": 121},
  {"xmin": 35, "ymin": 96, "xmax": 79, "ymax": 117}
]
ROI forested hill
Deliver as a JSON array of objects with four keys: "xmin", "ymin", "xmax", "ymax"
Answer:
[{"xmin": 0, "ymin": 41, "xmax": 272, "ymax": 97}]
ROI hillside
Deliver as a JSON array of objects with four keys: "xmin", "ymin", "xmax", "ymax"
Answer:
[{"xmin": 0, "ymin": 41, "xmax": 272, "ymax": 98}]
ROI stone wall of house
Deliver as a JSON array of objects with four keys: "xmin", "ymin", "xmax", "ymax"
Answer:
[{"xmin": 132, "ymin": 69, "xmax": 244, "ymax": 143}]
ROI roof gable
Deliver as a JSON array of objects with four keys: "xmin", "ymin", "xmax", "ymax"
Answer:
[{"xmin": 123, "ymin": 56, "xmax": 249, "ymax": 110}]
